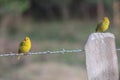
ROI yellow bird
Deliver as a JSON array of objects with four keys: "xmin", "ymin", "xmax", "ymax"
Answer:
[
  {"xmin": 17, "ymin": 37, "xmax": 31, "ymax": 60},
  {"xmin": 96, "ymin": 17, "xmax": 110, "ymax": 32}
]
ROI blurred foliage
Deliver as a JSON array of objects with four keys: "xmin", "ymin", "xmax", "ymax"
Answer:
[
  {"xmin": 0, "ymin": 0, "xmax": 29, "ymax": 13},
  {"xmin": 0, "ymin": 0, "xmax": 114, "ymax": 19}
]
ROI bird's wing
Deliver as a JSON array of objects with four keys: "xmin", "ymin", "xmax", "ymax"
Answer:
[
  {"xmin": 18, "ymin": 41, "xmax": 25, "ymax": 53},
  {"xmin": 20, "ymin": 41, "xmax": 25, "ymax": 46},
  {"xmin": 96, "ymin": 21, "xmax": 104, "ymax": 32}
]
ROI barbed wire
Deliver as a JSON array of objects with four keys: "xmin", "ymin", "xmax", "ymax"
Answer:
[
  {"xmin": 0, "ymin": 48, "xmax": 120, "ymax": 57},
  {"xmin": 0, "ymin": 49, "xmax": 84, "ymax": 57}
]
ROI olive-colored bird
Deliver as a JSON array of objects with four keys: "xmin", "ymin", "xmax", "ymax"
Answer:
[
  {"xmin": 17, "ymin": 37, "xmax": 31, "ymax": 60},
  {"xmin": 96, "ymin": 17, "xmax": 110, "ymax": 32}
]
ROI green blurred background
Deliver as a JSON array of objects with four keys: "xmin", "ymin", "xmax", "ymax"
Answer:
[{"xmin": 0, "ymin": 0, "xmax": 120, "ymax": 80}]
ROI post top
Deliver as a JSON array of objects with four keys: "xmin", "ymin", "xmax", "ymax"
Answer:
[{"xmin": 89, "ymin": 33, "xmax": 115, "ymax": 41}]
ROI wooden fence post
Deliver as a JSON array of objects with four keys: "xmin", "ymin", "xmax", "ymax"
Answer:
[{"xmin": 85, "ymin": 33, "xmax": 119, "ymax": 80}]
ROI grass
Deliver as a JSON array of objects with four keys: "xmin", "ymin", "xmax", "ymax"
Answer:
[{"xmin": 7, "ymin": 20, "xmax": 95, "ymax": 42}]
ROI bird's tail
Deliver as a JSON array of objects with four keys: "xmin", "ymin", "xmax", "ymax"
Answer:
[{"xmin": 17, "ymin": 55, "xmax": 21, "ymax": 60}]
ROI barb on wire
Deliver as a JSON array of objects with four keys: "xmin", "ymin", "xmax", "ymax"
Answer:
[{"xmin": 0, "ymin": 49, "xmax": 84, "ymax": 57}]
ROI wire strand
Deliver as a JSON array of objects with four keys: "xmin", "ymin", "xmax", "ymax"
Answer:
[
  {"xmin": 0, "ymin": 48, "xmax": 119, "ymax": 57},
  {"xmin": 116, "ymin": 48, "xmax": 120, "ymax": 51},
  {"xmin": 0, "ymin": 49, "xmax": 84, "ymax": 57}
]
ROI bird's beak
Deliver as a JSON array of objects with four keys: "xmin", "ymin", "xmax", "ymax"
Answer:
[{"xmin": 24, "ymin": 39, "xmax": 26, "ymax": 41}]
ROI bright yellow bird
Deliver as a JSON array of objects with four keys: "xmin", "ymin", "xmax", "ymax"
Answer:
[
  {"xmin": 96, "ymin": 17, "xmax": 110, "ymax": 32},
  {"xmin": 17, "ymin": 37, "xmax": 31, "ymax": 60}
]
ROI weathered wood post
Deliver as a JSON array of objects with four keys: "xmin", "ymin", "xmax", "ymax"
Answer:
[{"xmin": 85, "ymin": 33, "xmax": 119, "ymax": 80}]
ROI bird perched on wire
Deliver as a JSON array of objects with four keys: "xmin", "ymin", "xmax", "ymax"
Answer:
[
  {"xmin": 96, "ymin": 17, "xmax": 110, "ymax": 32},
  {"xmin": 17, "ymin": 37, "xmax": 31, "ymax": 60}
]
